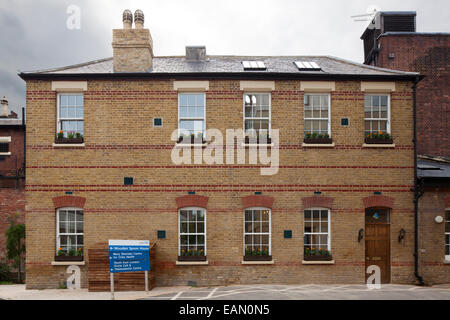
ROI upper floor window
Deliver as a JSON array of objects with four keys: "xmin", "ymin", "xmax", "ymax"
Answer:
[
  {"xmin": 364, "ymin": 94, "xmax": 390, "ymax": 136},
  {"xmin": 244, "ymin": 93, "xmax": 271, "ymax": 140},
  {"xmin": 178, "ymin": 207, "xmax": 206, "ymax": 260},
  {"xmin": 178, "ymin": 93, "xmax": 205, "ymax": 141},
  {"xmin": 57, "ymin": 93, "xmax": 84, "ymax": 137},
  {"xmin": 445, "ymin": 210, "xmax": 450, "ymax": 261},
  {"xmin": 56, "ymin": 208, "xmax": 84, "ymax": 258},
  {"xmin": 304, "ymin": 94, "xmax": 330, "ymax": 136}
]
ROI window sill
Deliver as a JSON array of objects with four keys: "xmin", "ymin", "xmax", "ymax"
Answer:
[
  {"xmin": 241, "ymin": 260, "xmax": 275, "ymax": 265},
  {"xmin": 51, "ymin": 261, "xmax": 85, "ymax": 266},
  {"xmin": 362, "ymin": 143, "xmax": 395, "ymax": 148},
  {"xmin": 52, "ymin": 143, "xmax": 85, "ymax": 148},
  {"xmin": 242, "ymin": 143, "xmax": 274, "ymax": 148},
  {"xmin": 0, "ymin": 152, "xmax": 11, "ymax": 156},
  {"xmin": 175, "ymin": 260, "xmax": 209, "ymax": 266},
  {"xmin": 302, "ymin": 143, "xmax": 335, "ymax": 148},
  {"xmin": 444, "ymin": 259, "xmax": 450, "ymax": 265},
  {"xmin": 302, "ymin": 260, "xmax": 335, "ymax": 265}
]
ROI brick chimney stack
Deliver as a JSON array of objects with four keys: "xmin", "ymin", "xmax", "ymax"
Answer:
[
  {"xmin": 1, "ymin": 96, "xmax": 8, "ymax": 118},
  {"xmin": 112, "ymin": 9, "xmax": 154, "ymax": 72}
]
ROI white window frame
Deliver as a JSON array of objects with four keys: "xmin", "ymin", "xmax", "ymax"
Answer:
[
  {"xmin": 56, "ymin": 92, "xmax": 84, "ymax": 136},
  {"xmin": 364, "ymin": 94, "xmax": 391, "ymax": 135},
  {"xmin": 445, "ymin": 210, "xmax": 450, "ymax": 261},
  {"xmin": 56, "ymin": 207, "xmax": 84, "ymax": 254},
  {"xmin": 303, "ymin": 93, "xmax": 331, "ymax": 136},
  {"xmin": 178, "ymin": 207, "xmax": 207, "ymax": 256},
  {"xmin": 303, "ymin": 207, "xmax": 331, "ymax": 252},
  {"xmin": 0, "ymin": 137, "xmax": 11, "ymax": 155},
  {"xmin": 177, "ymin": 92, "xmax": 206, "ymax": 139},
  {"xmin": 243, "ymin": 207, "xmax": 272, "ymax": 255},
  {"xmin": 242, "ymin": 92, "xmax": 271, "ymax": 138}
]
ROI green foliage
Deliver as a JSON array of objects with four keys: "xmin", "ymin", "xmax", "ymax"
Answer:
[
  {"xmin": 5, "ymin": 214, "xmax": 25, "ymax": 283},
  {"xmin": 0, "ymin": 261, "xmax": 11, "ymax": 282}
]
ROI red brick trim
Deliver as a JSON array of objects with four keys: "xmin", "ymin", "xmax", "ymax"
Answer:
[
  {"xmin": 301, "ymin": 196, "xmax": 334, "ymax": 209},
  {"xmin": 52, "ymin": 196, "xmax": 86, "ymax": 209},
  {"xmin": 362, "ymin": 195, "xmax": 394, "ymax": 209},
  {"xmin": 444, "ymin": 196, "xmax": 450, "ymax": 209},
  {"xmin": 241, "ymin": 195, "xmax": 275, "ymax": 209},
  {"xmin": 175, "ymin": 195, "xmax": 209, "ymax": 209}
]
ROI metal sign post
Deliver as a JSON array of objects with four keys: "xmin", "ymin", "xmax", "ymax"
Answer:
[{"xmin": 110, "ymin": 272, "xmax": 115, "ymax": 300}]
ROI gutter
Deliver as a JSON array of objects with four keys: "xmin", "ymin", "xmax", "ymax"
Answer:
[{"xmin": 412, "ymin": 76, "xmax": 425, "ymax": 285}]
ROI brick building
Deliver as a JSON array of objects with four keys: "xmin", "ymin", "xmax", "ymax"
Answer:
[
  {"xmin": 0, "ymin": 96, "xmax": 26, "ymax": 266},
  {"xmin": 20, "ymin": 10, "xmax": 436, "ymax": 289},
  {"xmin": 361, "ymin": 11, "xmax": 450, "ymax": 284}
]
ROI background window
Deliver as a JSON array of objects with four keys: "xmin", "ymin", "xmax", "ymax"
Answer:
[
  {"xmin": 446, "ymin": 211, "xmax": 450, "ymax": 260},
  {"xmin": 304, "ymin": 209, "xmax": 330, "ymax": 251},
  {"xmin": 244, "ymin": 208, "xmax": 271, "ymax": 255},
  {"xmin": 179, "ymin": 208, "xmax": 206, "ymax": 256},
  {"xmin": 178, "ymin": 93, "xmax": 205, "ymax": 138},
  {"xmin": 0, "ymin": 143, "xmax": 9, "ymax": 153},
  {"xmin": 58, "ymin": 93, "xmax": 84, "ymax": 137},
  {"xmin": 304, "ymin": 94, "xmax": 330, "ymax": 135},
  {"xmin": 244, "ymin": 93, "xmax": 270, "ymax": 137},
  {"xmin": 56, "ymin": 208, "xmax": 83, "ymax": 255},
  {"xmin": 364, "ymin": 94, "xmax": 390, "ymax": 136}
]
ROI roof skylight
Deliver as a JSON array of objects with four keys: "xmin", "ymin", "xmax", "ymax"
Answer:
[
  {"xmin": 294, "ymin": 61, "xmax": 321, "ymax": 71},
  {"xmin": 242, "ymin": 61, "xmax": 266, "ymax": 70}
]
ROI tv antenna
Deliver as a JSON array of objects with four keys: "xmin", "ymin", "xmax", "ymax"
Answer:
[{"xmin": 351, "ymin": 5, "xmax": 381, "ymax": 22}]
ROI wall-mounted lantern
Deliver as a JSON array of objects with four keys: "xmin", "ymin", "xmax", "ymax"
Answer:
[
  {"xmin": 358, "ymin": 229, "xmax": 364, "ymax": 242},
  {"xmin": 398, "ymin": 229, "xmax": 406, "ymax": 243}
]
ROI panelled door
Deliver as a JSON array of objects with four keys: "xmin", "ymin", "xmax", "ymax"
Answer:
[{"xmin": 365, "ymin": 208, "xmax": 391, "ymax": 284}]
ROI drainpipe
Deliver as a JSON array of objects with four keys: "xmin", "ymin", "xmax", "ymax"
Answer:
[
  {"xmin": 22, "ymin": 107, "xmax": 26, "ymax": 178},
  {"xmin": 412, "ymin": 76, "xmax": 425, "ymax": 285}
]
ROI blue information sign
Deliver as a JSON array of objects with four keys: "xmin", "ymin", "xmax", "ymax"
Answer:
[{"xmin": 108, "ymin": 240, "xmax": 150, "ymax": 273}]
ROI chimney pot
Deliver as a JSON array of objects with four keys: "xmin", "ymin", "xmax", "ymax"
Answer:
[
  {"xmin": 1, "ymin": 96, "xmax": 8, "ymax": 117},
  {"xmin": 122, "ymin": 9, "xmax": 133, "ymax": 29},
  {"xmin": 134, "ymin": 9, "xmax": 144, "ymax": 29}
]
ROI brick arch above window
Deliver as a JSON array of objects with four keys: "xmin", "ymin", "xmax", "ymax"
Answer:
[
  {"xmin": 443, "ymin": 196, "xmax": 450, "ymax": 209},
  {"xmin": 176, "ymin": 195, "xmax": 209, "ymax": 209},
  {"xmin": 242, "ymin": 195, "xmax": 274, "ymax": 209},
  {"xmin": 52, "ymin": 196, "xmax": 86, "ymax": 209},
  {"xmin": 301, "ymin": 196, "xmax": 334, "ymax": 209},
  {"xmin": 362, "ymin": 195, "xmax": 395, "ymax": 209}
]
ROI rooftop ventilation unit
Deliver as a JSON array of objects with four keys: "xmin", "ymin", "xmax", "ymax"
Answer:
[
  {"xmin": 294, "ymin": 61, "xmax": 321, "ymax": 71},
  {"xmin": 242, "ymin": 61, "xmax": 266, "ymax": 70}
]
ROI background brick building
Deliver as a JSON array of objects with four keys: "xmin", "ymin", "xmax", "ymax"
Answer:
[
  {"xmin": 361, "ymin": 11, "xmax": 450, "ymax": 284},
  {"xmin": 0, "ymin": 96, "xmax": 25, "ymax": 274},
  {"xmin": 19, "ymin": 10, "xmax": 435, "ymax": 289}
]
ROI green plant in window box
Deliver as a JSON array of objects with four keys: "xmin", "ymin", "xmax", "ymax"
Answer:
[
  {"xmin": 76, "ymin": 248, "xmax": 83, "ymax": 257},
  {"xmin": 67, "ymin": 131, "xmax": 75, "ymax": 139},
  {"xmin": 57, "ymin": 247, "xmax": 66, "ymax": 257},
  {"xmin": 304, "ymin": 132, "xmax": 332, "ymax": 144},
  {"xmin": 365, "ymin": 131, "xmax": 393, "ymax": 144},
  {"xmin": 57, "ymin": 130, "xmax": 64, "ymax": 140},
  {"xmin": 68, "ymin": 248, "xmax": 76, "ymax": 257}
]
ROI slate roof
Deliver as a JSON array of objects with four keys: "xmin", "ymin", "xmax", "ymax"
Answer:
[
  {"xmin": 20, "ymin": 55, "xmax": 419, "ymax": 78},
  {"xmin": 418, "ymin": 158, "xmax": 450, "ymax": 180}
]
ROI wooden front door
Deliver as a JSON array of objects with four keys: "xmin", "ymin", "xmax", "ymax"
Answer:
[{"xmin": 365, "ymin": 209, "xmax": 391, "ymax": 284}]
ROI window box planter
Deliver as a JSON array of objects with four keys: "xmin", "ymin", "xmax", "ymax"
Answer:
[
  {"xmin": 303, "ymin": 138, "xmax": 333, "ymax": 144},
  {"xmin": 303, "ymin": 254, "xmax": 333, "ymax": 261},
  {"xmin": 55, "ymin": 137, "xmax": 84, "ymax": 144},
  {"xmin": 364, "ymin": 138, "xmax": 393, "ymax": 144},
  {"xmin": 243, "ymin": 255, "xmax": 272, "ymax": 261},
  {"xmin": 177, "ymin": 136, "xmax": 206, "ymax": 145},
  {"xmin": 244, "ymin": 136, "xmax": 272, "ymax": 145},
  {"xmin": 54, "ymin": 255, "xmax": 84, "ymax": 262},
  {"xmin": 178, "ymin": 255, "xmax": 207, "ymax": 262}
]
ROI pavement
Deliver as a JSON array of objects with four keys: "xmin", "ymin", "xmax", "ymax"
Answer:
[{"xmin": 1, "ymin": 283, "xmax": 450, "ymax": 300}]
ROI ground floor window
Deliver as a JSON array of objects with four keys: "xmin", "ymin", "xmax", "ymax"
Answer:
[
  {"xmin": 244, "ymin": 208, "xmax": 271, "ymax": 258},
  {"xmin": 56, "ymin": 208, "xmax": 84, "ymax": 257},
  {"xmin": 178, "ymin": 207, "xmax": 206, "ymax": 258},
  {"xmin": 304, "ymin": 208, "xmax": 331, "ymax": 259},
  {"xmin": 445, "ymin": 210, "xmax": 450, "ymax": 261}
]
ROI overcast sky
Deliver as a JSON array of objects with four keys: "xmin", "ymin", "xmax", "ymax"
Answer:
[{"xmin": 0, "ymin": 0, "xmax": 449, "ymax": 117}]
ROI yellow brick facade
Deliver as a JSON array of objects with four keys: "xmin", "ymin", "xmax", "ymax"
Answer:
[{"xmin": 25, "ymin": 78, "xmax": 418, "ymax": 289}]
